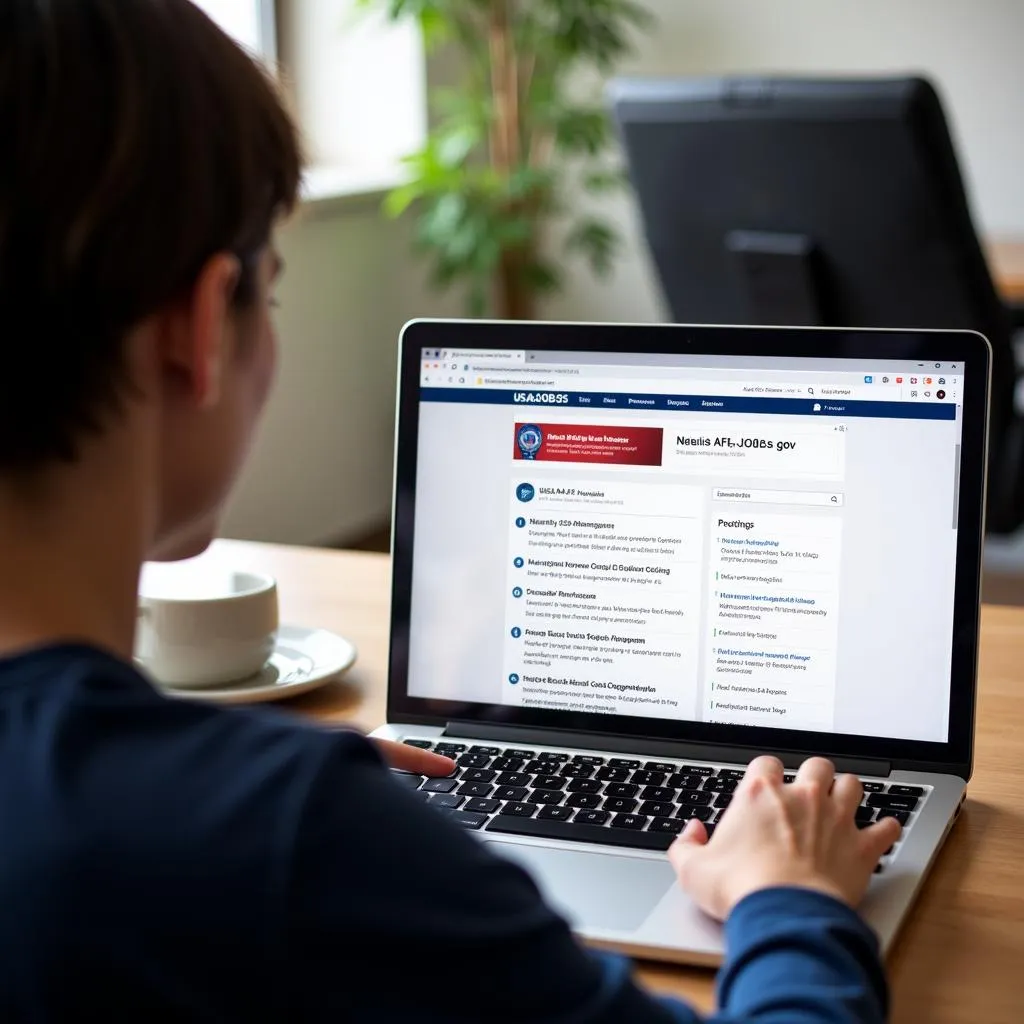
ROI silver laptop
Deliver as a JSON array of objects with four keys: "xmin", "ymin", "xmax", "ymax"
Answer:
[{"xmin": 373, "ymin": 320, "xmax": 988, "ymax": 965}]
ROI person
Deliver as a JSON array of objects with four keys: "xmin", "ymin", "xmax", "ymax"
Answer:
[{"xmin": 0, "ymin": 2, "xmax": 901, "ymax": 1021}]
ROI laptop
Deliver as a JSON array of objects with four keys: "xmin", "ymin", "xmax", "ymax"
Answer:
[{"xmin": 372, "ymin": 320, "xmax": 988, "ymax": 965}]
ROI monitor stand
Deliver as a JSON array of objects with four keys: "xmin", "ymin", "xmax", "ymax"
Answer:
[{"xmin": 726, "ymin": 230, "xmax": 824, "ymax": 326}]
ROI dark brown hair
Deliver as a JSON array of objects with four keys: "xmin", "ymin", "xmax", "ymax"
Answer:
[{"xmin": 0, "ymin": 0, "xmax": 302, "ymax": 470}]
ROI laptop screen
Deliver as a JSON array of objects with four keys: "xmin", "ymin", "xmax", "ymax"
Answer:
[{"xmin": 404, "ymin": 345, "xmax": 967, "ymax": 746}]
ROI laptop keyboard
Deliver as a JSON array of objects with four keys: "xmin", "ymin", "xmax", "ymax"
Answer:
[{"xmin": 393, "ymin": 740, "xmax": 927, "ymax": 870}]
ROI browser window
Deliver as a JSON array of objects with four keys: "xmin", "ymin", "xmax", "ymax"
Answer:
[{"xmin": 407, "ymin": 349, "xmax": 963, "ymax": 743}]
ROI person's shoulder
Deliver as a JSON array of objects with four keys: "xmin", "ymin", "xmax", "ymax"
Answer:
[{"xmin": 0, "ymin": 641, "xmax": 380, "ymax": 834}]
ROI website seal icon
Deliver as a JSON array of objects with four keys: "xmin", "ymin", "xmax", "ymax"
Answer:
[{"xmin": 516, "ymin": 424, "xmax": 543, "ymax": 460}]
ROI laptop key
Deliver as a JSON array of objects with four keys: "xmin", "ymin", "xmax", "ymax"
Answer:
[
  {"xmin": 867, "ymin": 794, "xmax": 919, "ymax": 811},
  {"xmin": 495, "ymin": 786, "xmax": 529, "ymax": 801},
  {"xmin": 596, "ymin": 767, "xmax": 631, "ymax": 783},
  {"xmin": 667, "ymin": 773, "xmax": 703, "ymax": 790},
  {"xmin": 428, "ymin": 793, "xmax": 463, "ymax": 809},
  {"xmin": 860, "ymin": 781, "xmax": 885, "ymax": 792},
  {"xmin": 565, "ymin": 792, "xmax": 601, "ymax": 809},
  {"xmin": 676, "ymin": 804, "xmax": 714, "ymax": 822},
  {"xmin": 462, "ymin": 768, "xmax": 496, "ymax": 783},
  {"xmin": 504, "ymin": 749, "xmax": 536, "ymax": 759},
  {"xmin": 538, "ymin": 805, "xmax": 573, "ymax": 821},
  {"xmin": 522, "ymin": 760, "xmax": 549, "ymax": 774},
  {"xmin": 714, "ymin": 793, "xmax": 733, "ymax": 809},
  {"xmin": 639, "ymin": 786, "xmax": 676, "ymax": 802},
  {"xmin": 573, "ymin": 810, "xmax": 610, "ymax": 825},
  {"xmin": 450, "ymin": 811, "xmax": 488, "ymax": 830},
  {"xmin": 676, "ymin": 789, "xmax": 713, "ymax": 806},
  {"xmin": 855, "ymin": 805, "xmax": 875, "ymax": 823},
  {"xmin": 559, "ymin": 763, "xmax": 596, "ymax": 778},
  {"xmin": 469, "ymin": 746, "xmax": 501, "ymax": 755},
  {"xmin": 611, "ymin": 814, "xmax": 647, "ymax": 830},
  {"xmin": 500, "ymin": 802, "xmax": 537, "ymax": 818},
  {"xmin": 464, "ymin": 798, "xmax": 500, "ymax": 814},
  {"xmin": 644, "ymin": 762, "xmax": 676, "ymax": 772},
  {"xmin": 650, "ymin": 817, "xmax": 684, "ymax": 835},
  {"xmin": 718, "ymin": 769, "xmax": 746, "ymax": 780},
  {"xmin": 537, "ymin": 752, "xmax": 570, "ymax": 762},
  {"xmin": 434, "ymin": 743, "xmax": 466, "ymax": 754},
  {"xmin": 490, "ymin": 757, "xmax": 524, "ymax": 772},
  {"xmin": 703, "ymin": 777, "xmax": 738, "ymax": 793},
  {"xmin": 876, "ymin": 809, "xmax": 911, "ymax": 827},
  {"xmin": 573, "ymin": 755, "xmax": 605, "ymax": 765},
  {"xmin": 604, "ymin": 783, "xmax": 638, "ymax": 799},
  {"xmin": 888, "ymin": 785, "xmax": 925, "ymax": 798},
  {"xmin": 403, "ymin": 739, "xmax": 433, "ymax": 749},
  {"xmin": 496, "ymin": 772, "xmax": 531, "ymax": 786},
  {"xmin": 679, "ymin": 765, "xmax": 715, "ymax": 776},
  {"xmin": 604, "ymin": 797, "xmax": 638, "ymax": 814},
  {"xmin": 457, "ymin": 782, "xmax": 494, "ymax": 798},
  {"xmin": 487, "ymin": 816, "xmax": 673, "ymax": 851},
  {"xmin": 527, "ymin": 790, "xmax": 565, "ymax": 805},
  {"xmin": 457, "ymin": 754, "xmax": 492, "ymax": 769},
  {"xmin": 422, "ymin": 778, "xmax": 458, "ymax": 794},
  {"xmin": 639, "ymin": 801, "xmax": 675, "ymax": 818},
  {"xmin": 608, "ymin": 758, "xmax": 641, "ymax": 769},
  {"xmin": 531, "ymin": 775, "xmax": 567, "ymax": 791},
  {"xmin": 566, "ymin": 778, "xmax": 602, "ymax": 794},
  {"xmin": 783, "ymin": 773, "xmax": 796, "ymax": 784},
  {"xmin": 630, "ymin": 770, "xmax": 667, "ymax": 786}
]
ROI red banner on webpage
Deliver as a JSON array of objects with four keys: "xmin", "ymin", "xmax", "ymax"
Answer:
[{"xmin": 513, "ymin": 422, "xmax": 664, "ymax": 466}]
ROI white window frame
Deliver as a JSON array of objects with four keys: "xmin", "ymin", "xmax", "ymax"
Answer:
[{"xmin": 191, "ymin": 0, "xmax": 277, "ymax": 61}]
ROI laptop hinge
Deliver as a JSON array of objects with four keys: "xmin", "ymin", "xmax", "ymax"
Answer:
[{"xmin": 445, "ymin": 722, "xmax": 892, "ymax": 777}]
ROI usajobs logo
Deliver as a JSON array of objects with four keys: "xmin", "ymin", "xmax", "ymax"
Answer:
[
  {"xmin": 516, "ymin": 483, "xmax": 535, "ymax": 503},
  {"xmin": 516, "ymin": 423, "xmax": 543, "ymax": 460}
]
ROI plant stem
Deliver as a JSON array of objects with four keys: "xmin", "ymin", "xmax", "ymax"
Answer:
[{"xmin": 489, "ymin": 0, "xmax": 534, "ymax": 319}]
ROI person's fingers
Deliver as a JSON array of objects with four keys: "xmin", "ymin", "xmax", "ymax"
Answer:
[
  {"xmin": 742, "ymin": 754, "xmax": 785, "ymax": 787},
  {"xmin": 375, "ymin": 738, "xmax": 456, "ymax": 777},
  {"xmin": 860, "ymin": 815, "xmax": 903, "ymax": 862},
  {"xmin": 668, "ymin": 819, "xmax": 708, "ymax": 876},
  {"xmin": 795, "ymin": 756, "xmax": 836, "ymax": 794},
  {"xmin": 831, "ymin": 773, "xmax": 864, "ymax": 817}
]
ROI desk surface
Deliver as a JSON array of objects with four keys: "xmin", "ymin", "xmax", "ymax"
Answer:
[
  {"xmin": 206, "ymin": 539, "xmax": 1024, "ymax": 1023},
  {"xmin": 990, "ymin": 238, "xmax": 1024, "ymax": 303}
]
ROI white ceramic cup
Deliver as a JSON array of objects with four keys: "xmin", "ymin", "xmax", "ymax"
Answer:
[{"xmin": 134, "ymin": 562, "xmax": 279, "ymax": 688}]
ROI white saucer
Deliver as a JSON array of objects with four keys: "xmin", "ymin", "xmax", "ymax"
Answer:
[{"xmin": 159, "ymin": 624, "xmax": 357, "ymax": 706}]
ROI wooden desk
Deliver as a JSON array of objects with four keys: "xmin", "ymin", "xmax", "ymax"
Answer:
[
  {"xmin": 207, "ymin": 538, "xmax": 1024, "ymax": 1023},
  {"xmin": 989, "ymin": 238, "xmax": 1024, "ymax": 304}
]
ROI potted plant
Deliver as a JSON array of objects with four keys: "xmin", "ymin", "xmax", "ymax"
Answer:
[{"xmin": 362, "ymin": 0, "xmax": 654, "ymax": 319}]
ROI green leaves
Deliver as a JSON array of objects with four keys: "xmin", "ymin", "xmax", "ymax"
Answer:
[
  {"xmin": 552, "ymin": 106, "xmax": 611, "ymax": 156},
  {"xmin": 364, "ymin": 0, "xmax": 654, "ymax": 315},
  {"xmin": 565, "ymin": 218, "xmax": 618, "ymax": 276}
]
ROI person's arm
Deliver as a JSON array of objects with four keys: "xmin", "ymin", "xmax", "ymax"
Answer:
[{"xmin": 282, "ymin": 735, "xmax": 890, "ymax": 1023}]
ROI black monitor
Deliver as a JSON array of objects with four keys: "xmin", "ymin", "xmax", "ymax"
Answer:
[{"xmin": 608, "ymin": 75, "xmax": 1020, "ymax": 532}]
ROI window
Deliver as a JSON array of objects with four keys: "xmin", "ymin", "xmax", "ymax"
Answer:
[
  {"xmin": 193, "ymin": 0, "xmax": 426, "ymax": 203},
  {"xmin": 191, "ymin": 0, "xmax": 277, "ymax": 60}
]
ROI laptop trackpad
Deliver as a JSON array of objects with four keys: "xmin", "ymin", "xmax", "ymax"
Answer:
[{"xmin": 485, "ymin": 840, "xmax": 676, "ymax": 933}]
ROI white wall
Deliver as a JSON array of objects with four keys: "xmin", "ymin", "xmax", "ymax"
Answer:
[
  {"xmin": 220, "ymin": 203, "xmax": 458, "ymax": 544},
  {"xmin": 224, "ymin": 0, "xmax": 1024, "ymax": 544},
  {"xmin": 543, "ymin": 0, "xmax": 1024, "ymax": 324}
]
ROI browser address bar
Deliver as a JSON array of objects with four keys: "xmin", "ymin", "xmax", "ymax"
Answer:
[{"xmin": 471, "ymin": 374, "xmax": 900, "ymax": 399}]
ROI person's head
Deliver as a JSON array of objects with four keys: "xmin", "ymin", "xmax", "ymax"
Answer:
[{"xmin": 0, "ymin": 0, "xmax": 302, "ymax": 559}]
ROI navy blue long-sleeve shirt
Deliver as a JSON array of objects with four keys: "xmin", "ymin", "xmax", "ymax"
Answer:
[{"xmin": 0, "ymin": 645, "xmax": 888, "ymax": 1022}]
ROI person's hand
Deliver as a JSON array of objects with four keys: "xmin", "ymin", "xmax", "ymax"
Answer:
[
  {"xmin": 669, "ymin": 755, "xmax": 901, "ymax": 921},
  {"xmin": 373, "ymin": 738, "xmax": 456, "ymax": 777}
]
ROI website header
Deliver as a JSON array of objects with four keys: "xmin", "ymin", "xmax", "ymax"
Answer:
[{"xmin": 420, "ymin": 386, "xmax": 956, "ymax": 421}]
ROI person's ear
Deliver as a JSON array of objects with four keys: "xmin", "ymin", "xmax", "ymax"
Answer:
[{"xmin": 163, "ymin": 253, "xmax": 241, "ymax": 409}]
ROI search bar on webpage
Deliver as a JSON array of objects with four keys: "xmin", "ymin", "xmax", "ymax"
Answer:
[{"xmin": 714, "ymin": 488, "xmax": 845, "ymax": 508}]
